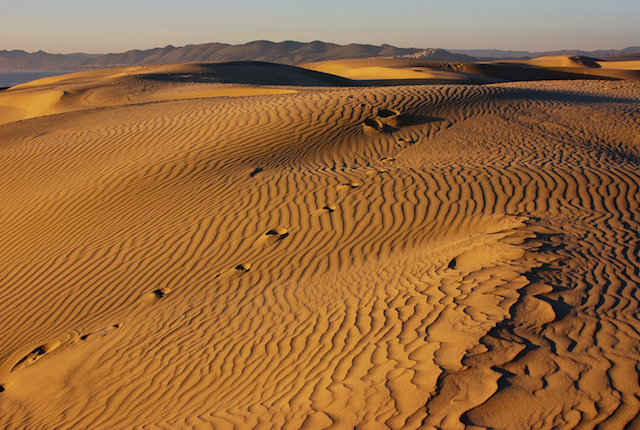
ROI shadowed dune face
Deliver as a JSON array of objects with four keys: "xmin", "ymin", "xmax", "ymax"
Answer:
[
  {"xmin": 302, "ymin": 56, "xmax": 640, "ymax": 85},
  {"xmin": 0, "ymin": 62, "xmax": 358, "ymax": 125},
  {"xmin": 302, "ymin": 58, "xmax": 501, "ymax": 85},
  {"xmin": 1, "ymin": 66, "xmax": 640, "ymax": 429}
]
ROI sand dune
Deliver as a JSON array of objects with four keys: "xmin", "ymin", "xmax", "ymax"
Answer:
[
  {"xmin": 493, "ymin": 56, "xmax": 640, "ymax": 81},
  {"xmin": 520, "ymin": 55, "xmax": 603, "ymax": 68},
  {"xmin": 0, "ymin": 62, "xmax": 354, "ymax": 125},
  {"xmin": 598, "ymin": 60, "xmax": 640, "ymax": 70},
  {"xmin": 500, "ymin": 54, "xmax": 640, "ymax": 71},
  {"xmin": 302, "ymin": 56, "xmax": 640, "ymax": 85},
  {"xmin": 302, "ymin": 58, "xmax": 499, "ymax": 85},
  {"xmin": 1, "ymin": 62, "xmax": 640, "ymax": 429}
]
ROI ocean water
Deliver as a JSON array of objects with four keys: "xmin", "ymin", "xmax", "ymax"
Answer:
[{"xmin": 0, "ymin": 71, "xmax": 76, "ymax": 88}]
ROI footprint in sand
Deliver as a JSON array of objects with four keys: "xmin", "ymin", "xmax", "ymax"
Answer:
[
  {"xmin": 362, "ymin": 108, "xmax": 407, "ymax": 136},
  {"xmin": 10, "ymin": 340, "xmax": 62, "ymax": 373},
  {"xmin": 249, "ymin": 167, "xmax": 263, "ymax": 177},
  {"xmin": 376, "ymin": 108, "xmax": 404, "ymax": 128},
  {"xmin": 336, "ymin": 182, "xmax": 360, "ymax": 192},
  {"xmin": 216, "ymin": 263, "xmax": 252, "ymax": 279},
  {"xmin": 336, "ymin": 182, "xmax": 361, "ymax": 201},
  {"xmin": 311, "ymin": 169, "xmax": 385, "ymax": 219},
  {"xmin": 149, "ymin": 287, "xmax": 171, "ymax": 299},
  {"xmin": 311, "ymin": 204, "xmax": 337, "ymax": 217},
  {"xmin": 0, "ymin": 381, "xmax": 13, "ymax": 393},
  {"xmin": 364, "ymin": 168, "xmax": 388, "ymax": 178},
  {"xmin": 362, "ymin": 118, "xmax": 385, "ymax": 136},
  {"xmin": 79, "ymin": 323, "xmax": 122, "ymax": 341},
  {"xmin": 396, "ymin": 137, "xmax": 416, "ymax": 148},
  {"xmin": 253, "ymin": 228, "xmax": 289, "ymax": 248},
  {"xmin": 380, "ymin": 157, "xmax": 396, "ymax": 165}
]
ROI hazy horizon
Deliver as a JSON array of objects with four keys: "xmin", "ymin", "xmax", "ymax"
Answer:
[
  {"xmin": 1, "ymin": 0, "xmax": 638, "ymax": 55},
  {"xmin": 2, "ymin": 39, "xmax": 640, "ymax": 57}
]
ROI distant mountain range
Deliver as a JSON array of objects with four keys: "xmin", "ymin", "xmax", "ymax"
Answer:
[
  {"xmin": 0, "ymin": 41, "xmax": 424, "ymax": 71},
  {"xmin": 1, "ymin": 41, "xmax": 639, "ymax": 71},
  {"xmin": 450, "ymin": 46, "xmax": 640, "ymax": 61}
]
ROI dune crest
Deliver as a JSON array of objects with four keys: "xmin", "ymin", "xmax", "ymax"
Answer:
[
  {"xmin": 1, "ymin": 64, "xmax": 640, "ymax": 429},
  {"xmin": 0, "ymin": 62, "xmax": 357, "ymax": 125},
  {"xmin": 302, "ymin": 58, "xmax": 498, "ymax": 84},
  {"xmin": 303, "ymin": 56, "xmax": 640, "ymax": 84}
]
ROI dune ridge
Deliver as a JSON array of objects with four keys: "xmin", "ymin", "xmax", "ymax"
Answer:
[
  {"xmin": 0, "ymin": 62, "xmax": 357, "ymax": 125},
  {"xmin": 302, "ymin": 56, "xmax": 640, "ymax": 84},
  {"xmin": 1, "ymin": 64, "xmax": 640, "ymax": 429}
]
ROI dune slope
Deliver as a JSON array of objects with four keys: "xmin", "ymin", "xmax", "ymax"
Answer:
[
  {"xmin": 302, "ymin": 57, "xmax": 640, "ymax": 85},
  {"xmin": 0, "ymin": 62, "xmax": 356, "ymax": 125},
  {"xmin": 1, "ymin": 67, "xmax": 640, "ymax": 429},
  {"xmin": 301, "ymin": 58, "xmax": 498, "ymax": 85}
]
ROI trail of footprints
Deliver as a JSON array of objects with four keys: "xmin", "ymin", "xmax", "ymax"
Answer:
[
  {"xmin": 311, "ymin": 106, "xmax": 411, "ymax": 217},
  {"xmin": 0, "ymin": 104, "xmax": 421, "ymax": 398},
  {"xmin": 366, "ymin": 108, "xmax": 419, "ymax": 164},
  {"xmin": 9, "ymin": 341, "xmax": 61, "ymax": 374},
  {"xmin": 3, "ymin": 82, "xmax": 639, "ymax": 428},
  {"xmin": 1, "ymin": 225, "xmax": 291, "ymax": 390},
  {"xmin": 5, "ymin": 104, "xmax": 406, "ymax": 382},
  {"xmin": 1, "ymin": 322, "xmax": 123, "ymax": 393}
]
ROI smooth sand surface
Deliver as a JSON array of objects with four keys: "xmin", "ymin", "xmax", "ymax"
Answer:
[
  {"xmin": 302, "ymin": 57, "xmax": 640, "ymax": 84},
  {"xmin": 488, "ymin": 56, "xmax": 640, "ymax": 81},
  {"xmin": 502, "ymin": 55, "xmax": 640, "ymax": 71},
  {"xmin": 302, "ymin": 58, "xmax": 499, "ymax": 84},
  {"xmin": 1, "ymin": 61, "xmax": 640, "ymax": 429}
]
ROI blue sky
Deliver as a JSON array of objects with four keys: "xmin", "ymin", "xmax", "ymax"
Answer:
[{"xmin": 1, "ymin": 0, "xmax": 638, "ymax": 54}]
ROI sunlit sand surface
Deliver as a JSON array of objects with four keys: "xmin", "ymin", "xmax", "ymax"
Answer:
[
  {"xmin": 303, "ymin": 55, "xmax": 640, "ymax": 84},
  {"xmin": 1, "ymin": 60, "xmax": 640, "ymax": 429}
]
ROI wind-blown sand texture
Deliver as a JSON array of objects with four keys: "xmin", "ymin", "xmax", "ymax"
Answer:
[{"xmin": 1, "ymin": 61, "xmax": 640, "ymax": 429}]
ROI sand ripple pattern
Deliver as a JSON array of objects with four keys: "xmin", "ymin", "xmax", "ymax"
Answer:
[{"xmin": 1, "ymin": 80, "xmax": 640, "ymax": 429}]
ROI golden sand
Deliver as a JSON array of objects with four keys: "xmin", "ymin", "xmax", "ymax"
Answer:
[
  {"xmin": 302, "ymin": 58, "xmax": 498, "ymax": 84},
  {"xmin": 1, "ymin": 60, "xmax": 640, "ymax": 429}
]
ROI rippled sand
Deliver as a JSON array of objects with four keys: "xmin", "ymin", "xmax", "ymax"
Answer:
[{"xmin": 1, "ymin": 61, "xmax": 640, "ymax": 429}]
